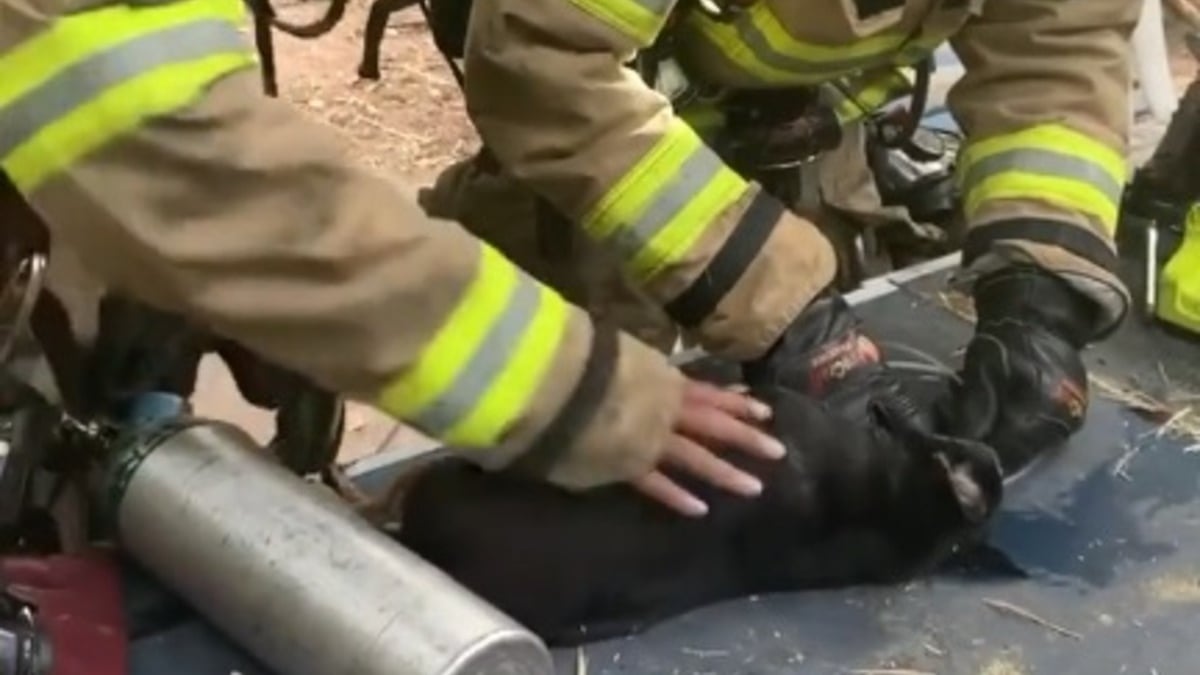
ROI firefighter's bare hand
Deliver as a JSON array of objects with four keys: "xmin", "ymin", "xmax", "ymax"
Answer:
[{"xmin": 632, "ymin": 381, "xmax": 786, "ymax": 518}]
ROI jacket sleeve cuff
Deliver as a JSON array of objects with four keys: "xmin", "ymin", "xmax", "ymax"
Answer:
[
  {"xmin": 959, "ymin": 217, "xmax": 1130, "ymax": 342},
  {"xmin": 520, "ymin": 327, "xmax": 683, "ymax": 491}
]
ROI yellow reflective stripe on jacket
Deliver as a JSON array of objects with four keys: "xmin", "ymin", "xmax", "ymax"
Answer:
[
  {"xmin": 582, "ymin": 119, "xmax": 749, "ymax": 282},
  {"xmin": 0, "ymin": 0, "xmax": 255, "ymax": 194},
  {"xmin": 377, "ymin": 244, "xmax": 571, "ymax": 447},
  {"xmin": 685, "ymin": 3, "xmax": 906, "ymax": 85},
  {"xmin": 684, "ymin": 4, "xmax": 956, "ymax": 86},
  {"xmin": 958, "ymin": 124, "xmax": 1127, "ymax": 235},
  {"xmin": 568, "ymin": 0, "xmax": 676, "ymax": 47},
  {"xmin": 832, "ymin": 67, "xmax": 914, "ymax": 123}
]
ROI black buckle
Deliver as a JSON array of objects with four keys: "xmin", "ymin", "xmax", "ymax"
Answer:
[
  {"xmin": 852, "ymin": 0, "xmax": 904, "ymax": 20},
  {"xmin": 0, "ymin": 596, "xmax": 50, "ymax": 675},
  {"xmin": 0, "ymin": 402, "xmax": 60, "ymax": 552}
]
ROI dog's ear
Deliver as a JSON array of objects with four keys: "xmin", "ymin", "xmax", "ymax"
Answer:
[
  {"xmin": 934, "ymin": 454, "xmax": 987, "ymax": 523},
  {"xmin": 932, "ymin": 441, "xmax": 1004, "ymax": 525},
  {"xmin": 870, "ymin": 395, "xmax": 1004, "ymax": 524}
]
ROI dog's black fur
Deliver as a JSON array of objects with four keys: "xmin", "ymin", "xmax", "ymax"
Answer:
[{"xmin": 397, "ymin": 386, "xmax": 1003, "ymax": 646}]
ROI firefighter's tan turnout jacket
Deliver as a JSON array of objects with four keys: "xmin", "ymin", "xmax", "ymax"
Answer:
[
  {"xmin": 462, "ymin": 0, "xmax": 1139, "ymax": 355},
  {"xmin": 0, "ymin": 0, "xmax": 688, "ymax": 490}
]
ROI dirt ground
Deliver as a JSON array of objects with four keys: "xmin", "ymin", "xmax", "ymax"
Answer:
[
  {"xmin": 269, "ymin": 0, "xmax": 477, "ymax": 179},
  {"xmin": 191, "ymin": 3, "xmax": 1200, "ymax": 466},
  {"xmin": 259, "ymin": 0, "xmax": 1199, "ymax": 180}
]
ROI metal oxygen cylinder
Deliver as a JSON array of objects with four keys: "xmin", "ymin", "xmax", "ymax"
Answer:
[{"xmin": 102, "ymin": 402, "xmax": 553, "ymax": 675}]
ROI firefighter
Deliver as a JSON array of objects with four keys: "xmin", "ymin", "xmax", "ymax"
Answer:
[
  {"xmin": 425, "ymin": 0, "xmax": 1136, "ymax": 476},
  {"xmin": 0, "ymin": 0, "xmax": 804, "ymax": 519}
]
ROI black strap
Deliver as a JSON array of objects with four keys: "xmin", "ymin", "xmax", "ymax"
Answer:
[
  {"xmin": 0, "ymin": 402, "xmax": 58, "ymax": 533},
  {"xmin": 535, "ymin": 199, "xmax": 576, "ymax": 261},
  {"xmin": 251, "ymin": 10, "xmax": 278, "ymax": 97},
  {"xmin": 0, "ymin": 172, "xmax": 88, "ymax": 415},
  {"xmin": 0, "ymin": 174, "xmax": 89, "ymax": 543},
  {"xmin": 0, "ymin": 172, "xmax": 46, "ymax": 253},
  {"xmin": 509, "ymin": 325, "xmax": 620, "ymax": 478},
  {"xmin": 361, "ymin": 0, "xmax": 429, "ymax": 80},
  {"xmin": 664, "ymin": 190, "xmax": 783, "ymax": 328},
  {"xmin": 877, "ymin": 57, "xmax": 932, "ymax": 149},
  {"xmin": 852, "ymin": 0, "xmax": 904, "ymax": 19},
  {"xmin": 241, "ymin": 0, "xmax": 353, "ymax": 94},
  {"xmin": 962, "ymin": 218, "xmax": 1120, "ymax": 276},
  {"xmin": 30, "ymin": 296, "xmax": 88, "ymax": 414}
]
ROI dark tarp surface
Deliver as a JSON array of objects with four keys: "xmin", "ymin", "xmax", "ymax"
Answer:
[{"xmin": 124, "ymin": 262, "xmax": 1200, "ymax": 674}]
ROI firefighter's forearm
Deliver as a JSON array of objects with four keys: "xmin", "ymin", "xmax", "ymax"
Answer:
[
  {"xmin": 466, "ymin": 0, "xmax": 837, "ymax": 359},
  {"xmin": 26, "ymin": 68, "xmax": 682, "ymax": 486}
]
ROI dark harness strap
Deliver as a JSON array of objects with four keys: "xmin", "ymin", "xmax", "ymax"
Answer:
[
  {"xmin": 852, "ymin": 0, "xmax": 905, "ymax": 19},
  {"xmin": 0, "ymin": 173, "xmax": 88, "ymax": 414}
]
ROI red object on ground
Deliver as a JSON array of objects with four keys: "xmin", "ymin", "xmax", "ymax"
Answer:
[{"xmin": 2, "ymin": 549, "xmax": 127, "ymax": 675}]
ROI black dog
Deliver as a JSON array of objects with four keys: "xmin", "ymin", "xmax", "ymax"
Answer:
[{"xmin": 397, "ymin": 386, "xmax": 1003, "ymax": 646}]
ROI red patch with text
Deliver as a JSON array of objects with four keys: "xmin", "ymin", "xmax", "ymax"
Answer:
[
  {"xmin": 1053, "ymin": 378, "xmax": 1088, "ymax": 422},
  {"xmin": 807, "ymin": 333, "xmax": 881, "ymax": 397}
]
